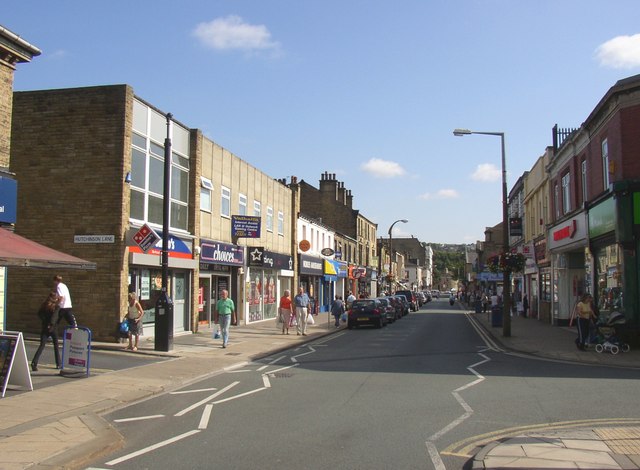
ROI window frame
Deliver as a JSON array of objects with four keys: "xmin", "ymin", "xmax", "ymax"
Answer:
[
  {"xmin": 221, "ymin": 186, "xmax": 231, "ymax": 218},
  {"xmin": 561, "ymin": 172, "xmax": 571, "ymax": 214},
  {"xmin": 602, "ymin": 138, "xmax": 610, "ymax": 190},
  {"xmin": 266, "ymin": 206, "xmax": 274, "ymax": 233},
  {"xmin": 200, "ymin": 176, "xmax": 213, "ymax": 213}
]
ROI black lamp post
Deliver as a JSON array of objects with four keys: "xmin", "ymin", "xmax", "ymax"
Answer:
[
  {"xmin": 388, "ymin": 219, "xmax": 408, "ymax": 291},
  {"xmin": 453, "ymin": 128, "xmax": 511, "ymax": 337}
]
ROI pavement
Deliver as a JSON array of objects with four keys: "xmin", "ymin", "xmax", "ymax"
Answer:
[{"xmin": 0, "ymin": 306, "xmax": 637, "ymax": 470}]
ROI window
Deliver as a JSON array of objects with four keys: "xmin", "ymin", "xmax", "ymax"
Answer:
[
  {"xmin": 561, "ymin": 172, "xmax": 571, "ymax": 214},
  {"xmin": 277, "ymin": 211, "xmax": 284, "ymax": 235},
  {"xmin": 581, "ymin": 160, "xmax": 587, "ymax": 204},
  {"xmin": 129, "ymin": 102, "xmax": 190, "ymax": 232},
  {"xmin": 554, "ymin": 183, "xmax": 560, "ymax": 218},
  {"xmin": 200, "ymin": 177, "xmax": 213, "ymax": 212},
  {"xmin": 221, "ymin": 186, "xmax": 231, "ymax": 218},
  {"xmin": 266, "ymin": 207, "xmax": 273, "ymax": 232},
  {"xmin": 602, "ymin": 139, "xmax": 610, "ymax": 190},
  {"xmin": 253, "ymin": 200, "xmax": 261, "ymax": 217},
  {"xmin": 239, "ymin": 194, "xmax": 247, "ymax": 216}
]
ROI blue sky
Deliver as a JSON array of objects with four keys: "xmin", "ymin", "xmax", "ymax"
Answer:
[{"xmin": 5, "ymin": 1, "xmax": 640, "ymax": 244}]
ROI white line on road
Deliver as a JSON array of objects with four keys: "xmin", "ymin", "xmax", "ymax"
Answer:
[
  {"xmin": 212, "ymin": 386, "xmax": 266, "ymax": 404},
  {"xmin": 266, "ymin": 364, "xmax": 298, "ymax": 375},
  {"xmin": 262, "ymin": 374, "xmax": 271, "ymax": 388},
  {"xmin": 174, "ymin": 381, "xmax": 240, "ymax": 417},
  {"xmin": 113, "ymin": 415, "xmax": 165, "ymax": 423},
  {"xmin": 170, "ymin": 388, "xmax": 217, "ymax": 395},
  {"xmin": 105, "ymin": 430, "xmax": 200, "ymax": 466},
  {"xmin": 257, "ymin": 355, "xmax": 285, "ymax": 371},
  {"xmin": 198, "ymin": 404, "xmax": 213, "ymax": 430},
  {"xmin": 291, "ymin": 346, "xmax": 315, "ymax": 363}
]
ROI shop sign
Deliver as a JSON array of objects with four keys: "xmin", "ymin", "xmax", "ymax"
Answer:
[
  {"xmin": 299, "ymin": 254, "xmax": 323, "ymax": 275},
  {"xmin": 231, "ymin": 215, "xmax": 261, "ymax": 238},
  {"xmin": 200, "ymin": 241, "xmax": 244, "ymax": 266},
  {"xmin": 132, "ymin": 224, "xmax": 160, "ymax": 252},
  {"xmin": 129, "ymin": 232, "xmax": 192, "ymax": 259},
  {"xmin": 509, "ymin": 217, "xmax": 523, "ymax": 237},
  {"xmin": 634, "ymin": 192, "xmax": 640, "ymax": 224},
  {"xmin": 351, "ymin": 267, "xmax": 367, "ymax": 279},
  {"xmin": 248, "ymin": 247, "xmax": 265, "ymax": 266},
  {"xmin": 553, "ymin": 220, "xmax": 577, "ymax": 241},
  {"xmin": 548, "ymin": 214, "xmax": 586, "ymax": 250},
  {"xmin": 320, "ymin": 247, "xmax": 335, "ymax": 256},
  {"xmin": 589, "ymin": 197, "xmax": 616, "ymax": 238},
  {"xmin": 0, "ymin": 175, "xmax": 17, "ymax": 224}
]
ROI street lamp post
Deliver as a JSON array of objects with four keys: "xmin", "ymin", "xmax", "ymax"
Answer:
[
  {"xmin": 388, "ymin": 219, "xmax": 408, "ymax": 293},
  {"xmin": 453, "ymin": 128, "xmax": 511, "ymax": 337}
]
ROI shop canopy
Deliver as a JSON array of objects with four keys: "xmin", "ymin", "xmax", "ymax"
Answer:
[{"xmin": 0, "ymin": 228, "xmax": 96, "ymax": 270}]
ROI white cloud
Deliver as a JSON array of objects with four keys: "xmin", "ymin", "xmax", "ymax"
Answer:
[
  {"xmin": 360, "ymin": 158, "xmax": 406, "ymax": 178},
  {"xmin": 46, "ymin": 49, "xmax": 68, "ymax": 60},
  {"xmin": 595, "ymin": 34, "xmax": 640, "ymax": 69},
  {"xmin": 193, "ymin": 15, "xmax": 280, "ymax": 53},
  {"xmin": 471, "ymin": 163, "xmax": 501, "ymax": 182},
  {"xmin": 419, "ymin": 189, "xmax": 459, "ymax": 200}
]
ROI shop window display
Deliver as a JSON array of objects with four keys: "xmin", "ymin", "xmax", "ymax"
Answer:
[{"xmin": 596, "ymin": 244, "xmax": 624, "ymax": 319}]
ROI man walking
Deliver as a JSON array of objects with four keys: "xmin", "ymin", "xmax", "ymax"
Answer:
[
  {"xmin": 294, "ymin": 286, "xmax": 310, "ymax": 336},
  {"xmin": 53, "ymin": 275, "xmax": 77, "ymax": 328},
  {"xmin": 214, "ymin": 289, "xmax": 236, "ymax": 348}
]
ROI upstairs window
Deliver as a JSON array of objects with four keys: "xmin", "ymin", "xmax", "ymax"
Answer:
[
  {"xmin": 562, "ymin": 172, "xmax": 571, "ymax": 214},
  {"xmin": 221, "ymin": 186, "xmax": 230, "ymax": 218},
  {"xmin": 200, "ymin": 177, "xmax": 213, "ymax": 212},
  {"xmin": 602, "ymin": 138, "xmax": 610, "ymax": 190}
]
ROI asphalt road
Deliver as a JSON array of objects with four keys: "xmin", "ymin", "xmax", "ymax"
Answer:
[{"xmin": 86, "ymin": 297, "xmax": 640, "ymax": 470}]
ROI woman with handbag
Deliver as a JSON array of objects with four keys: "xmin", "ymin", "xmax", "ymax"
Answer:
[
  {"xmin": 31, "ymin": 291, "xmax": 61, "ymax": 372},
  {"xmin": 125, "ymin": 293, "xmax": 144, "ymax": 351},
  {"xmin": 278, "ymin": 290, "xmax": 293, "ymax": 335}
]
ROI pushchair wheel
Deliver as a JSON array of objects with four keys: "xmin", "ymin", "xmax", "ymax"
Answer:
[
  {"xmin": 595, "ymin": 343, "xmax": 604, "ymax": 353},
  {"xmin": 622, "ymin": 343, "xmax": 631, "ymax": 353},
  {"xmin": 610, "ymin": 345, "xmax": 620, "ymax": 355}
]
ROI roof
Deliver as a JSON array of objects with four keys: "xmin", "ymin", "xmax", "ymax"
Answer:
[{"xmin": 0, "ymin": 228, "xmax": 96, "ymax": 270}]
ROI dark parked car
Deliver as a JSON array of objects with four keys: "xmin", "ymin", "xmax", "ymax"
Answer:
[
  {"xmin": 348, "ymin": 298, "xmax": 388, "ymax": 329},
  {"xmin": 395, "ymin": 290, "xmax": 418, "ymax": 312},
  {"xmin": 386, "ymin": 295, "xmax": 404, "ymax": 319},
  {"xmin": 393, "ymin": 294, "xmax": 410, "ymax": 316},
  {"xmin": 376, "ymin": 297, "xmax": 398, "ymax": 323}
]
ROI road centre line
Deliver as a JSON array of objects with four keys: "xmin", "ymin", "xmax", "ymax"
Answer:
[
  {"xmin": 105, "ymin": 430, "xmax": 200, "ymax": 466},
  {"xmin": 170, "ymin": 388, "xmax": 217, "ymax": 395},
  {"xmin": 174, "ymin": 381, "xmax": 240, "ymax": 417},
  {"xmin": 113, "ymin": 415, "xmax": 164, "ymax": 423},
  {"xmin": 198, "ymin": 404, "xmax": 213, "ymax": 430}
]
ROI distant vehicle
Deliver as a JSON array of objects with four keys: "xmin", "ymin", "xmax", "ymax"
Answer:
[
  {"xmin": 423, "ymin": 291, "xmax": 432, "ymax": 302},
  {"xmin": 348, "ymin": 298, "xmax": 388, "ymax": 329},
  {"xmin": 376, "ymin": 297, "xmax": 398, "ymax": 323},
  {"xmin": 432, "ymin": 290, "xmax": 441, "ymax": 298},
  {"xmin": 393, "ymin": 295, "xmax": 410, "ymax": 316}
]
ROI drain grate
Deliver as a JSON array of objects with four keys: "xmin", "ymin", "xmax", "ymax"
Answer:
[{"xmin": 272, "ymin": 372, "xmax": 293, "ymax": 378}]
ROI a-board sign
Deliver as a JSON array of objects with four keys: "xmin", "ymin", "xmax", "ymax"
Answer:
[
  {"xmin": 61, "ymin": 327, "xmax": 92, "ymax": 377},
  {"xmin": 0, "ymin": 331, "xmax": 33, "ymax": 398}
]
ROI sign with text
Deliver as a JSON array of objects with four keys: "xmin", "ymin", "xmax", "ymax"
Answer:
[
  {"xmin": 61, "ymin": 327, "xmax": 91, "ymax": 377},
  {"xmin": 0, "ymin": 331, "xmax": 32, "ymax": 397},
  {"xmin": 0, "ymin": 175, "xmax": 17, "ymax": 224},
  {"xmin": 133, "ymin": 224, "xmax": 160, "ymax": 252},
  {"xmin": 232, "ymin": 216, "xmax": 261, "ymax": 238}
]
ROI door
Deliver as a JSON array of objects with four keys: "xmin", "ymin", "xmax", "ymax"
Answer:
[{"xmin": 173, "ymin": 272, "xmax": 188, "ymax": 333}]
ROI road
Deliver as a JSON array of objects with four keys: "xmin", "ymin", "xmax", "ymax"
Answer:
[{"xmin": 86, "ymin": 297, "xmax": 640, "ymax": 469}]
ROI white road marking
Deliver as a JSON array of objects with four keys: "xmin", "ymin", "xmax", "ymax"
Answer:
[
  {"xmin": 174, "ymin": 381, "xmax": 240, "ymax": 417},
  {"xmin": 170, "ymin": 388, "xmax": 217, "ymax": 395},
  {"xmin": 212, "ymin": 387, "xmax": 267, "ymax": 404},
  {"xmin": 113, "ymin": 415, "xmax": 164, "ymax": 423},
  {"xmin": 105, "ymin": 430, "xmax": 200, "ymax": 466},
  {"xmin": 262, "ymin": 375, "xmax": 271, "ymax": 388},
  {"xmin": 266, "ymin": 364, "xmax": 298, "ymax": 375},
  {"xmin": 257, "ymin": 355, "xmax": 285, "ymax": 371},
  {"xmin": 224, "ymin": 361, "xmax": 249, "ymax": 372},
  {"xmin": 291, "ymin": 345, "xmax": 316, "ymax": 363},
  {"xmin": 198, "ymin": 404, "xmax": 213, "ymax": 429},
  {"xmin": 226, "ymin": 369, "xmax": 252, "ymax": 373}
]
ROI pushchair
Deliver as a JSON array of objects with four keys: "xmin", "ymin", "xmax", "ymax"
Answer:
[{"xmin": 590, "ymin": 311, "xmax": 630, "ymax": 354}]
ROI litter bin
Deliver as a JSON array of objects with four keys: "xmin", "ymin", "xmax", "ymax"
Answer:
[
  {"xmin": 475, "ymin": 300, "xmax": 482, "ymax": 314},
  {"xmin": 491, "ymin": 306, "xmax": 502, "ymax": 327}
]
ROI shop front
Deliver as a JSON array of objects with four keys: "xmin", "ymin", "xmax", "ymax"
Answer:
[
  {"xmin": 128, "ymin": 230, "xmax": 197, "ymax": 334},
  {"xmin": 299, "ymin": 254, "xmax": 323, "ymax": 315},
  {"xmin": 322, "ymin": 259, "xmax": 348, "ymax": 312},
  {"xmin": 198, "ymin": 240, "xmax": 243, "ymax": 326},
  {"xmin": 547, "ymin": 213, "xmax": 588, "ymax": 326},
  {"xmin": 247, "ymin": 247, "xmax": 294, "ymax": 323}
]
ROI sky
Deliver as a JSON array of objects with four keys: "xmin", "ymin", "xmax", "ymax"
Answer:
[{"xmin": 4, "ymin": 1, "xmax": 640, "ymax": 244}]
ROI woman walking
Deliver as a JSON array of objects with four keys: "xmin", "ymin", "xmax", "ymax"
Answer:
[
  {"xmin": 574, "ymin": 293, "xmax": 597, "ymax": 351},
  {"xmin": 31, "ymin": 292, "xmax": 61, "ymax": 371},
  {"xmin": 278, "ymin": 290, "xmax": 293, "ymax": 334},
  {"xmin": 125, "ymin": 293, "xmax": 144, "ymax": 351}
]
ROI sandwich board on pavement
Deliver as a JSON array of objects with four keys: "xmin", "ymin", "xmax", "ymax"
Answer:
[{"xmin": 0, "ymin": 331, "xmax": 33, "ymax": 397}]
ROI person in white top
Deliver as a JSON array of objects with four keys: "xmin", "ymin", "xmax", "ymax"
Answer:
[{"xmin": 53, "ymin": 274, "xmax": 77, "ymax": 328}]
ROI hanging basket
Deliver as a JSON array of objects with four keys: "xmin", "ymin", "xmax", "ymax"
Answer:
[{"xmin": 486, "ymin": 252, "xmax": 526, "ymax": 273}]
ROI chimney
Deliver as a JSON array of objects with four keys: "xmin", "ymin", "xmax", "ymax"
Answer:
[
  {"xmin": 346, "ymin": 190, "xmax": 353, "ymax": 208},
  {"xmin": 337, "ymin": 181, "xmax": 347, "ymax": 205},
  {"xmin": 319, "ymin": 171, "xmax": 338, "ymax": 199}
]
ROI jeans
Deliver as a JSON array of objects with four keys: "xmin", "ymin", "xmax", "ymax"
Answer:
[
  {"xmin": 57, "ymin": 308, "xmax": 77, "ymax": 328},
  {"xmin": 32, "ymin": 328, "xmax": 60, "ymax": 368},
  {"xmin": 219, "ymin": 314, "xmax": 231, "ymax": 345}
]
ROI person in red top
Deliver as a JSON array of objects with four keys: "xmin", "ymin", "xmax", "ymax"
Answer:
[{"xmin": 278, "ymin": 289, "xmax": 293, "ymax": 335}]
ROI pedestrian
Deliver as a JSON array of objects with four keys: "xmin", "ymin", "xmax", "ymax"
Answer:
[
  {"xmin": 294, "ymin": 286, "xmax": 310, "ymax": 336},
  {"xmin": 124, "ymin": 293, "xmax": 144, "ymax": 351},
  {"xmin": 523, "ymin": 294, "xmax": 529, "ymax": 318},
  {"xmin": 482, "ymin": 293, "xmax": 489, "ymax": 313},
  {"xmin": 278, "ymin": 289, "xmax": 293, "ymax": 335},
  {"xmin": 214, "ymin": 289, "xmax": 236, "ymax": 348},
  {"xmin": 330, "ymin": 295, "xmax": 345, "ymax": 328},
  {"xmin": 31, "ymin": 291, "xmax": 61, "ymax": 372},
  {"xmin": 574, "ymin": 293, "xmax": 597, "ymax": 351},
  {"xmin": 53, "ymin": 274, "xmax": 77, "ymax": 328},
  {"xmin": 346, "ymin": 291, "xmax": 356, "ymax": 309}
]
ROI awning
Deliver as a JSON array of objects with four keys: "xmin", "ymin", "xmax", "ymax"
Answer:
[{"xmin": 0, "ymin": 229, "xmax": 97, "ymax": 270}]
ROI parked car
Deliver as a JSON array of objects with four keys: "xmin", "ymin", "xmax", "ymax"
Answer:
[
  {"xmin": 386, "ymin": 295, "xmax": 405, "ymax": 319},
  {"xmin": 395, "ymin": 290, "xmax": 418, "ymax": 312},
  {"xmin": 423, "ymin": 291, "xmax": 432, "ymax": 302},
  {"xmin": 416, "ymin": 291, "xmax": 426, "ymax": 306},
  {"xmin": 432, "ymin": 290, "xmax": 440, "ymax": 298},
  {"xmin": 392, "ymin": 295, "xmax": 410, "ymax": 316},
  {"xmin": 376, "ymin": 297, "xmax": 398, "ymax": 323},
  {"xmin": 348, "ymin": 298, "xmax": 388, "ymax": 329}
]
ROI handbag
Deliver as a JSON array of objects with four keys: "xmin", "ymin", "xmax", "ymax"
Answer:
[{"xmin": 119, "ymin": 319, "xmax": 129, "ymax": 334}]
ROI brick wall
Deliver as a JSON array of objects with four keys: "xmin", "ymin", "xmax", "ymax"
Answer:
[
  {"xmin": 0, "ymin": 64, "xmax": 14, "ymax": 167},
  {"xmin": 8, "ymin": 85, "xmax": 133, "ymax": 340}
]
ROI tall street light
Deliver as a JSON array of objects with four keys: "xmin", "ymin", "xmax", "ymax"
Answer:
[
  {"xmin": 453, "ymin": 128, "xmax": 511, "ymax": 337},
  {"xmin": 388, "ymin": 219, "xmax": 408, "ymax": 293}
]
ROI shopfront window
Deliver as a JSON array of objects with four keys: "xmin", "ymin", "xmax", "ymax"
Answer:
[
  {"xmin": 247, "ymin": 269, "xmax": 278, "ymax": 322},
  {"xmin": 596, "ymin": 243, "xmax": 624, "ymax": 318},
  {"xmin": 541, "ymin": 271, "xmax": 551, "ymax": 302}
]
